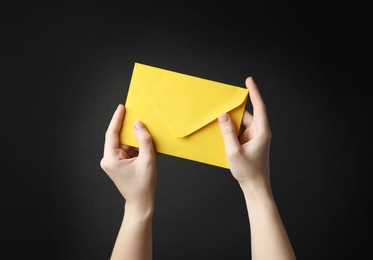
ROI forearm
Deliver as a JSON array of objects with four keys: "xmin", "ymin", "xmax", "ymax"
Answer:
[
  {"xmin": 111, "ymin": 204, "xmax": 154, "ymax": 260},
  {"xmin": 242, "ymin": 183, "xmax": 296, "ymax": 260}
]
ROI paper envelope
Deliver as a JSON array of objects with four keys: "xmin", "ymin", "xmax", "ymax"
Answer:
[{"xmin": 119, "ymin": 62, "xmax": 249, "ymax": 168}]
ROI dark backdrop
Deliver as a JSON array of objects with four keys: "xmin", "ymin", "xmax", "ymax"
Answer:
[{"xmin": 2, "ymin": 1, "xmax": 372, "ymax": 259}]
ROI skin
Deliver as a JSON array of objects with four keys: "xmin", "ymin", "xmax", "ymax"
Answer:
[
  {"xmin": 218, "ymin": 77, "xmax": 296, "ymax": 260},
  {"xmin": 100, "ymin": 76, "xmax": 296, "ymax": 260},
  {"xmin": 100, "ymin": 106, "xmax": 157, "ymax": 260}
]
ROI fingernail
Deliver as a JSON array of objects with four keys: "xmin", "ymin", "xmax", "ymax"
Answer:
[
  {"xmin": 218, "ymin": 114, "xmax": 229, "ymax": 123},
  {"xmin": 134, "ymin": 121, "xmax": 145, "ymax": 130}
]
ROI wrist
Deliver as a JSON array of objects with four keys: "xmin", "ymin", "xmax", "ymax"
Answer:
[
  {"xmin": 124, "ymin": 201, "xmax": 155, "ymax": 220},
  {"xmin": 239, "ymin": 177, "xmax": 273, "ymax": 202}
]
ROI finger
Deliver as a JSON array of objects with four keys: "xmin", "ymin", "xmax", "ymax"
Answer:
[
  {"xmin": 241, "ymin": 110, "xmax": 253, "ymax": 129},
  {"xmin": 133, "ymin": 121, "xmax": 155, "ymax": 162},
  {"xmin": 120, "ymin": 144, "xmax": 139, "ymax": 158},
  {"xmin": 238, "ymin": 110, "xmax": 253, "ymax": 137},
  {"xmin": 103, "ymin": 104, "xmax": 125, "ymax": 156},
  {"xmin": 245, "ymin": 77, "xmax": 270, "ymax": 127},
  {"xmin": 218, "ymin": 114, "xmax": 241, "ymax": 155}
]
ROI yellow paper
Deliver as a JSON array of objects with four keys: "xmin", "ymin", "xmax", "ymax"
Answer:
[{"xmin": 120, "ymin": 62, "xmax": 248, "ymax": 168}]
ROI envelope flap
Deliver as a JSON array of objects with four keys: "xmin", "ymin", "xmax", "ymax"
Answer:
[{"xmin": 131, "ymin": 63, "xmax": 249, "ymax": 137}]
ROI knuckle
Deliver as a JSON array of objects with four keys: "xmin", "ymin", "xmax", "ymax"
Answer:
[
  {"xmin": 226, "ymin": 146, "xmax": 242, "ymax": 159},
  {"xmin": 100, "ymin": 158, "xmax": 109, "ymax": 170},
  {"xmin": 104, "ymin": 129, "xmax": 111, "ymax": 138},
  {"xmin": 260, "ymin": 128, "xmax": 272, "ymax": 141},
  {"xmin": 138, "ymin": 131, "xmax": 153, "ymax": 146},
  {"xmin": 221, "ymin": 125, "xmax": 236, "ymax": 136},
  {"xmin": 100, "ymin": 157, "xmax": 116, "ymax": 172}
]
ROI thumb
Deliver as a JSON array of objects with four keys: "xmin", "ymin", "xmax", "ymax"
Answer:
[
  {"xmin": 133, "ymin": 121, "xmax": 155, "ymax": 161},
  {"xmin": 218, "ymin": 114, "xmax": 241, "ymax": 156}
]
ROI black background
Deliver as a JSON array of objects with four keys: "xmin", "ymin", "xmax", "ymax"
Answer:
[{"xmin": 2, "ymin": 1, "xmax": 372, "ymax": 259}]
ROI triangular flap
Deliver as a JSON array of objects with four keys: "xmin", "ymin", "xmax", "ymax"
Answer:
[{"xmin": 131, "ymin": 63, "xmax": 249, "ymax": 137}]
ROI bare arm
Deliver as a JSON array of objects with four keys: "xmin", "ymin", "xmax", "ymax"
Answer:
[
  {"xmin": 111, "ymin": 204, "xmax": 153, "ymax": 260},
  {"xmin": 100, "ymin": 104, "xmax": 157, "ymax": 260},
  {"xmin": 218, "ymin": 77, "xmax": 296, "ymax": 260}
]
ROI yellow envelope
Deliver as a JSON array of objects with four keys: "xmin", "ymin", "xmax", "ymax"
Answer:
[{"xmin": 119, "ymin": 62, "xmax": 249, "ymax": 168}]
